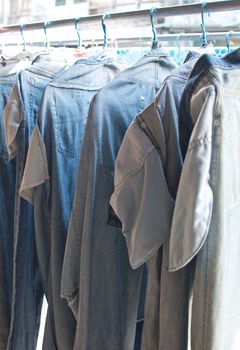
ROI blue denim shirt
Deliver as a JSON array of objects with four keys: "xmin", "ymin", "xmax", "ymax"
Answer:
[
  {"xmin": 0, "ymin": 58, "xmax": 32, "ymax": 350},
  {"xmin": 170, "ymin": 48, "xmax": 240, "ymax": 270},
  {"xmin": 3, "ymin": 54, "xmax": 70, "ymax": 350},
  {"xmin": 61, "ymin": 49, "xmax": 176, "ymax": 350},
  {"xmin": 20, "ymin": 55, "xmax": 125, "ymax": 350}
]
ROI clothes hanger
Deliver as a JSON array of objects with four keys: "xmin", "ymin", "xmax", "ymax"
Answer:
[
  {"xmin": 11, "ymin": 24, "xmax": 34, "ymax": 60},
  {"xmin": 20, "ymin": 24, "xmax": 27, "ymax": 51},
  {"xmin": 193, "ymin": 1, "xmax": 215, "ymax": 55},
  {"xmin": 71, "ymin": 17, "xmax": 88, "ymax": 59},
  {"xmin": 96, "ymin": 14, "xmax": 119, "ymax": 60},
  {"xmin": 150, "ymin": 7, "xmax": 161, "ymax": 49},
  {"xmin": 1, "ymin": 23, "xmax": 37, "ymax": 63},
  {"xmin": 43, "ymin": 21, "xmax": 50, "ymax": 49},
  {"xmin": 176, "ymin": 34, "xmax": 181, "ymax": 65},
  {"xmin": 225, "ymin": 31, "xmax": 234, "ymax": 54},
  {"xmin": 200, "ymin": 1, "xmax": 208, "ymax": 47},
  {"xmin": 226, "ymin": 32, "xmax": 231, "ymax": 53},
  {"xmin": 102, "ymin": 13, "xmax": 110, "ymax": 49},
  {"xmin": 75, "ymin": 17, "xmax": 81, "ymax": 49}
]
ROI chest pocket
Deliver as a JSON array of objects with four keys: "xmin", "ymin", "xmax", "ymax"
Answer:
[{"xmin": 51, "ymin": 94, "xmax": 91, "ymax": 158}]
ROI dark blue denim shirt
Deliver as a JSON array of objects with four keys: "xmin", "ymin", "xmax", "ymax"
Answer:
[
  {"xmin": 0, "ymin": 58, "xmax": 31, "ymax": 350},
  {"xmin": 19, "ymin": 55, "xmax": 125, "ymax": 350},
  {"xmin": 62, "ymin": 49, "xmax": 176, "ymax": 350}
]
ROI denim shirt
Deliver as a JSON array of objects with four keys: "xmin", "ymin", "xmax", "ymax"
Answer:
[
  {"xmin": 109, "ymin": 58, "xmax": 199, "ymax": 269},
  {"xmin": 19, "ymin": 56, "xmax": 125, "ymax": 350},
  {"xmin": 170, "ymin": 48, "xmax": 240, "ymax": 271},
  {"xmin": 0, "ymin": 58, "xmax": 32, "ymax": 350},
  {"xmin": 61, "ymin": 49, "xmax": 176, "ymax": 350},
  {"xmin": 109, "ymin": 55, "xmax": 199, "ymax": 350},
  {"xmin": 3, "ymin": 54, "xmax": 70, "ymax": 350},
  {"xmin": 169, "ymin": 48, "xmax": 240, "ymax": 350}
]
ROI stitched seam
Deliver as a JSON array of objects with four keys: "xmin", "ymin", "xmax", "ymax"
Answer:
[
  {"xmin": 124, "ymin": 228, "xmax": 168, "ymax": 269},
  {"xmin": 118, "ymin": 74, "xmax": 162, "ymax": 87},
  {"xmin": 204, "ymin": 82, "xmax": 221, "ymax": 350},
  {"xmin": 169, "ymin": 198, "xmax": 213, "ymax": 272},
  {"xmin": 114, "ymin": 145, "xmax": 155, "ymax": 190},
  {"xmin": 188, "ymin": 137, "xmax": 212, "ymax": 152}
]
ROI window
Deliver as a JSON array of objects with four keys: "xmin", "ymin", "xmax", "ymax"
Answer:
[
  {"xmin": 55, "ymin": 0, "xmax": 66, "ymax": 6},
  {"xmin": 55, "ymin": 0, "xmax": 86, "ymax": 5}
]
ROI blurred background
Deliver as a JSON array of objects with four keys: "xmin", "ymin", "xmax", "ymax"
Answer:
[
  {"xmin": 0, "ymin": 0, "xmax": 240, "ymax": 49},
  {"xmin": 0, "ymin": 0, "xmax": 239, "ymax": 30}
]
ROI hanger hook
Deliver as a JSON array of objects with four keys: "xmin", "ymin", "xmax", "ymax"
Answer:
[
  {"xmin": 226, "ymin": 32, "xmax": 230, "ymax": 53},
  {"xmin": 75, "ymin": 17, "xmax": 81, "ymax": 48},
  {"xmin": 43, "ymin": 21, "xmax": 49, "ymax": 48},
  {"xmin": 150, "ymin": 7, "xmax": 158, "ymax": 48},
  {"xmin": 20, "ymin": 24, "xmax": 26, "ymax": 51},
  {"xmin": 102, "ymin": 13, "xmax": 110, "ymax": 49},
  {"xmin": 176, "ymin": 34, "xmax": 181, "ymax": 65},
  {"xmin": 200, "ymin": 1, "xmax": 208, "ymax": 47},
  {"xmin": 226, "ymin": 31, "xmax": 234, "ymax": 54}
]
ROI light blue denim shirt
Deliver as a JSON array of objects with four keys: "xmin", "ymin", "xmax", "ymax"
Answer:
[
  {"xmin": 61, "ymin": 49, "xmax": 176, "ymax": 350},
  {"xmin": 169, "ymin": 49, "xmax": 240, "ymax": 350},
  {"xmin": 19, "ymin": 55, "xmax": 125, "ymax": 350},
  {"xmin": 3, "ymin": 53, "xmax": 70, "ymax": 350}
]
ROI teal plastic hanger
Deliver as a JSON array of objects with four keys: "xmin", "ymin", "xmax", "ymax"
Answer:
[
  {"xmin": 200, "ymin": 1, "xmax": 208, "ymax": 47},
  {"xmin": 75, "ymin": 17, "xmax": 81, "ymax": 48},
  {"xmin": 150, "ymin": 7, "xmax": 159, "ymax": 49},
  {"xmin": 102, "ymin": 14, "xmax": 110, "ymax": 49},
  {"xmin": 20, "ymin": 24, "xmax": 26, "ymax": 51}
]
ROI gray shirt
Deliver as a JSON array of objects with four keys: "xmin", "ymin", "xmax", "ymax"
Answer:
[{"xmin": 110, "ymin": 56, "xmax": 199, "ymax": 350}]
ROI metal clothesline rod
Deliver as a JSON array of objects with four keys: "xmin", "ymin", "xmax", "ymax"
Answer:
[
  {"xmin": 0, "ymin": 0, "xmax": 240, "ymax": 33},
  {"xmin": 4, "ymin": 31, "xmax": 240, "ymax": 48},
  {"xmin": 149, "ymin": 31, "xmax": 240, "ymax": 41}
]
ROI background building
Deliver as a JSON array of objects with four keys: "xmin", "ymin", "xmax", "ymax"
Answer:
[{"xmin": 0, "ymin": 0, "xmax": 239, "ymax": 50}]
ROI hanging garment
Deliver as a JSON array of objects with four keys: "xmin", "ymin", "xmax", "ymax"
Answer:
[
  {"xmin": 19, "ymin": 55, "xmax": 125, "ymax": 350},
  {"xmin": 109, "ymin": 54, "xmax": 200, "ymax": 350},
  {"xmin": 61, "ymin": 48, "xmax": 176, "ymax": 350},
  {"xmin": 169, "ymin": 48, "xmax": 240, "ymax": 350},
  {"xmin": 0, "ymin": 57, "xmax": 32, "ymax": 350},
  {"xmin": 3, "ymin": 53, "xmax": 70, "ymax": 350}
]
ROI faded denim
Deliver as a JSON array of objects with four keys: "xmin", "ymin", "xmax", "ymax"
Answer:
[
  {"xmin": 170, "ymin": 49, "xmax": 240, "ymax": 350},
  {"xmin": 110, "ymin": 55, "xmax": 199, "ymax": 350},
  {"xmin": 62, "ymin": 49, "xmax": 176, "ymax": 350},
  {"xmin": 0, "ymin": 58, "xmax": 32, "ymax": 350},
  {"xmin": 20, "ymin": 55, "xmax": 125, "ymax": 350},
  {"xmin": 3, "ymin": 54, "xmax": 70, "ymax": 350}
]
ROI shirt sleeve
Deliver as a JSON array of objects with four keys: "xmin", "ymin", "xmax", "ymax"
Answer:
[
  {"xmin": 110, "ymin": 112, "xmax": 174, "ymax": 269},
  {"xmin": 3, "ymin": 82, "xmax": 23, "ymax": 159},
  {"xmin": 61, "ymin": 116, "xmax": 96, "ymax": 317},
  {"xmin": 169, "ymin": 84, "xmax": 215, "ymax": 271},
  {"xmin": 19, "ymin": 125, "xmax": 50, "ymax": 205}
]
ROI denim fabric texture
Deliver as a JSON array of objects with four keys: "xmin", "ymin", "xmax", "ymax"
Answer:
[
  {"xmin": 61, "ymin": 48, "xmax": 176, "ymax": 350},
  {"xmin": 3, "ymin": 53, "xmax": 70, "ymax": 350},
  {"xmin": 110, "ymin": 55, "xmax": 199, "ymax": 350},
  {"xmin": 20, "ymin": 55, "xmax": 125, "ymax": 350},
  {"xmin": 170, "ymin": 48, "xmax": 240, "ymax": 350},
  {"xmin": 0, "ymin": 58, "xmax": 32, "ymax": 350}
]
